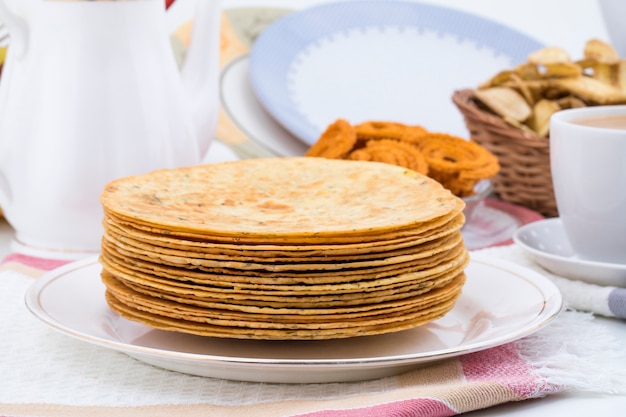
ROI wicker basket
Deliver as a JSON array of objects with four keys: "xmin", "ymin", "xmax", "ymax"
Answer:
[{"xmin": 452, "ymin": 89, "xmax": 557, "ymax": 217}]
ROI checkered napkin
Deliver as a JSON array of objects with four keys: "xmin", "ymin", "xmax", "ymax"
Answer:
[{"xmin": 1, "ymin": 246, "xmax": 624, "ymax": 417}]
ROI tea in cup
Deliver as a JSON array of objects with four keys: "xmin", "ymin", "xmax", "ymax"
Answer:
[{"xmin": 550, "ymin": 105, "xmax": 626, "ymax": 264}]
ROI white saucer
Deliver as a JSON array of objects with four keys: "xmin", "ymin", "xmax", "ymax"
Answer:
[{"xmin": 513, "ymin": 217, "xmax": 626, "ymax": 288}]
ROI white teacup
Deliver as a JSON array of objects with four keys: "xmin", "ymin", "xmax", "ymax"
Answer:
[{"xmin": 550, "ymin": 105, "xmax": 626, "ymax": 264}]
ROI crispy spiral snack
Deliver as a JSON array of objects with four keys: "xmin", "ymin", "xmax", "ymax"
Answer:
[
  {"xmin": 306, "ymin": 120, "xmax": 499, "ymax": 198},
  {"xmin": 347, "ymin": 139, "xmax": 429, "ymax": 175},
  {"xmin": 356, "ymin": 121, "xmax": 427, "ymax": 145},
  {"xmin": 417, "ymin": 133, "xmax": 500, "ymax": 197},
  {"xmin": 305, "ymin": 119, "xmax": 357, "ymax": 159}
]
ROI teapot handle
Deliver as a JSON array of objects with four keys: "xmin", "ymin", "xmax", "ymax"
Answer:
[{"xmin": 0, "ymin": 0, "xmax": 28, "ymax": 57}]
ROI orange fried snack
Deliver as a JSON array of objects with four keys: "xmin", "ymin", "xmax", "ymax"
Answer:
[
  {"xmin": 347, "ymin": 139, "xmax": 429, "ymax": 175},
  {"xmin": 305, "ymin": 119, "xmax": 500, "ymax": 198},
  {"xmin": 355, "ymin": 121, "xmax": 427, "ymax": 145},
  {"xmin": 417, "ymin": 133, "xmax": 500, "ymax": 197},
  {"xmin": 304, "ymin": 119, "xmax": 357, "ymax": 159}
]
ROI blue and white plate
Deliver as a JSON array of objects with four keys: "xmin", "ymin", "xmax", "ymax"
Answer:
[{"xmin": 249, "ymin": 1, "xmax": 543, "ymax": 145}]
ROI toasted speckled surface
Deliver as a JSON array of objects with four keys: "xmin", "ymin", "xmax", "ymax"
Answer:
[{"xmin": 100, "ymin": 157, "xmax": 462, "ymax": 240}]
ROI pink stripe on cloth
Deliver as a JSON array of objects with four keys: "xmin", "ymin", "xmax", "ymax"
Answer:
[
  {"xmin": 1, "ymin": 253, "xmax": 73, "ymax": 271},
  {"xmin": 461, "ymin": 343, "xmax": 559, "ymax": 398},
  {"xmin": 291, "ymin": 343, "xmax": 561, "ymax": 417},
  {"xmin": 293, "ymin": 398, "xmax": 456, "ymax": 417}
]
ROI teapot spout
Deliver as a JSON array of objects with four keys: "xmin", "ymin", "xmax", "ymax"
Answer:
[{"xmin": 180, "ymin": 0, "xmax": 223, "ymax": 161}]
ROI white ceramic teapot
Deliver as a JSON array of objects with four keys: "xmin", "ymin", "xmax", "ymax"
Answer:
[{"xmin": 0, "ymin": 0, "xmax": 222, "ymax": 254}]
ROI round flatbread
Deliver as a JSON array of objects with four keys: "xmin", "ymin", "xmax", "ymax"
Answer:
[
  {"xmin": 99, "ymin": 157, "xmax": 470, "ymax": 340},
  {"xmin": 100, "ymin": 157, "xmax": 461, "ymax": 241}
]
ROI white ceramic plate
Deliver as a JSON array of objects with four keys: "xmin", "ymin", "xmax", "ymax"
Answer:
[
  {"xmin": 514, "ymin": 217, "xmax": 626, "ymax": 288},
  {"xmin": 248, "ymin": 0, "xmax": 543, "ymax": 145},
  {"xmin": 220, "ymin": 55, "xmax": 309, "ymax": 157},
  {"xmin": 25, "ymin": 254, "xmax": 562, "ymax": 383}
]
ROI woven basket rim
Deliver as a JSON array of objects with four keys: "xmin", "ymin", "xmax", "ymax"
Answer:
[{"xmin": 452, "ymin": 89, "xmax": 549, "ymax": 149}]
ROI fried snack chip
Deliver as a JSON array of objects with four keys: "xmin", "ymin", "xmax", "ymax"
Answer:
[
  {"xmin": 527, "ymin": 99, "xmax": 561, "ymax": 137},
  {"xmin": 473, "ymin": 87, "xmax": 532, "ymax": 122},
  {"xmin": 549, "ymin": 76, "xmax": 626, "ymax": 104},
  {"xmin": 542, "ymin": 62, "xmax": 583, "ymax": 78},
  {"xmin": 304, "ymin": 118, "xmax": 357, "ymax": 158},
  {"xmin": 584, "ymin": 39, "xmax": 619, "ymax": 64},
  {"xmin": 306, "ymin": 120, "xmax": 499, "ymax": 198},
  {"xmin": 617, "ymin": 61, "xmax": 626, "ymax": 92},
  {"xmin": 473, "ymin": 38, "xmax": 626, "ymax": 136},
  {"xmin": 527, "ymin": 46, "xmax": 571, "ymax": 66}
]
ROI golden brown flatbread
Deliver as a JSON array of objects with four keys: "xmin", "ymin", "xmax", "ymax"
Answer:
[
  {"xmin": 100, "ymin": 157, "xmax": 460, "ymax": 240},
  {"xmin": 99, "ymin": 157, "xmax": 469, "ymax": 340}
]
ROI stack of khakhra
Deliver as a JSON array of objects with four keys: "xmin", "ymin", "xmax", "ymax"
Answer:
[{"xmin": 99, "ymin": 157, "xmax": 469, "ymax": 340}]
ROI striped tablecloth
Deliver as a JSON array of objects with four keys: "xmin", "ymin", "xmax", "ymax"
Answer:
[{"xmin": 1, "ymin": 244, "xmax": 624, "ymax": 417}]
